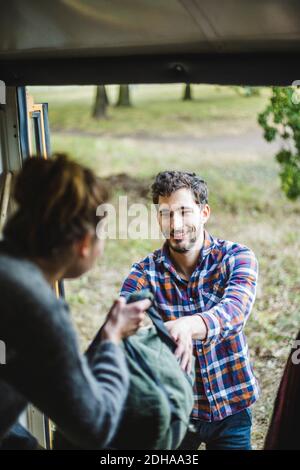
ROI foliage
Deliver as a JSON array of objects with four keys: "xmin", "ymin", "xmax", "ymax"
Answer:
[{"xmin": 258, "ymin": 87, "xmax": 300, "ymax": 200}]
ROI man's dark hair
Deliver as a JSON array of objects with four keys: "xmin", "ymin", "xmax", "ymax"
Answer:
[{"xmin": 151, "ymin": 171, "xmax": 208, "ymax": 205}]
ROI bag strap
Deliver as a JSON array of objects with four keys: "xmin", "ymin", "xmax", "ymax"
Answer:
[
  {"xmin": 86, "ymin": 289, "xmax": 177, "ymax": 359},
  {"xmin": 146, "ymin": 305, "xmax": 177, "ymax": 353},
  {"xmin": 125, "ymin": 290, "xmax": 195, "ymax": 389},
  {"xmin": 125, "ymin": 289, "xmax": 177, "ymax": 353}
]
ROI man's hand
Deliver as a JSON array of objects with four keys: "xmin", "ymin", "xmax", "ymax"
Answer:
[
  {"xmin": 164, "ymin": 317, "xmax": 193, "ymax": 374},
  {"xmin": 164, "ymin": 316, "xmax": 208, "ymax": 374}
]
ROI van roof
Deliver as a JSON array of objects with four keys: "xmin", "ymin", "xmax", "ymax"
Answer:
[{"xmin": 1, "ymin": 0, "xmax": 299, "ymax": 85}]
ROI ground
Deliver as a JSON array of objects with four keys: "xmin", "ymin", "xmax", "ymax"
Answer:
[{"xmin": 29, "ymin": 84, "xmax": 300, "ymax": 449}]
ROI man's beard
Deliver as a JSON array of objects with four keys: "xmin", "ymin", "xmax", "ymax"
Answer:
[{"xmin": 166, "ymin": 227, "xmax": 199, "ymax": 253}]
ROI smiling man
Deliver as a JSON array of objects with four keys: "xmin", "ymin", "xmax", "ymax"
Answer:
[{"xmin": 120, "ymin": 171, "xmax": 259, "ymax": 450}]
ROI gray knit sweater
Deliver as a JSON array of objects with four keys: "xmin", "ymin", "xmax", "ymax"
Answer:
[{"xmin": 0, "ymin": 241, "xmax": 129, "ymax": 449}]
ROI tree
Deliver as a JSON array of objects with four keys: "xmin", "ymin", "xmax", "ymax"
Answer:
[
  {"xmin": 116, "ymin": 85, "xmax": 131, "ymax": 107},
  {"xmin": 258, "ymin": 87, "xmax": 300, "ymax": 200},
  {"xmin": 183, "ymin": 83, "xmax": 193, "ymax": 101},
  {"xmin": 92, "ymin": 85, "xmax": 109, "ymax": 119}
]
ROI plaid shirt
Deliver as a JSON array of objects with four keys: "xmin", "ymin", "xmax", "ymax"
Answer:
[{"xmin": 120, "ymin": 230, "xmax": 259, "ymax": 421}]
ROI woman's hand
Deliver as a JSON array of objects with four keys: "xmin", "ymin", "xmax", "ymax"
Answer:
[{"xmin": 100, "ymin": 296, "xmax": 151, "ymax": 344}]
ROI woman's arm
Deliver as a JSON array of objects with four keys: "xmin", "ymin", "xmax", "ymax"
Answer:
[{"xmin": 3, "ymin": 279, "xmax": 129, "ymax": 449}]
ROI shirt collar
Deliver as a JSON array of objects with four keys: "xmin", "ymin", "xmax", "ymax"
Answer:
[
  {"xmin": 157, "ymin": 229, "xmax": 215, "ymax": 275},
  {"xmin": 201, "ymin": 229, "xmax": 215, "ymax": 258}
]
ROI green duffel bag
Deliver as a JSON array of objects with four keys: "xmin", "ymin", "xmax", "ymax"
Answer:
[{"xmin": 110, "ymin": 289, "xmax": 195, "ymax": 450}]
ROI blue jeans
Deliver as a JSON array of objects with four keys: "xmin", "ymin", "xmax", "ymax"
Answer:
[{"xmin": 179, "ymin": 408, "xmax": 252, "ymax": 450}]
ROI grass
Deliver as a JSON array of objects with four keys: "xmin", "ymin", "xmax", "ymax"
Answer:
[
  {"xmin": 29, "ymin": 84, "xmax": 300, "ymax": 449},
  {"xmin": 31, "ymin": 84, "xmax": 270, "ymax": 137}
]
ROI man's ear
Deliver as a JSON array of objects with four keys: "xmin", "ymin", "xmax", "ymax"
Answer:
[{"xmin": 201, "ymin": 204, "xmax": 211, "ymax": 224}]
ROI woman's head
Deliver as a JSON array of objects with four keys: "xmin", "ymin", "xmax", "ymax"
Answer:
[{"xmin": 4, "ymin": 153, "xmax": 109, "ymax": 278}]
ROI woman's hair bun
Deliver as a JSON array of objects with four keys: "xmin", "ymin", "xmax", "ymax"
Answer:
[
  {"xmin": 5, "ymin": 153, "xmax": 109, "ymax": 257},
  {"xmin": 14, "ymin": 156, "xmax": 53, "ymax": 208}
]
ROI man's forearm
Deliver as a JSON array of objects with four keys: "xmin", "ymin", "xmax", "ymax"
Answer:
[
  {"xmin": 169, "ymin": 315, "xmax": 207, "ymax": 341},
  {"xmin": 186, "ymin": 315, "xmax": 208, "ymax": 340}
]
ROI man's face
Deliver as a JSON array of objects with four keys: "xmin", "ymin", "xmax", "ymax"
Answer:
[{"xmin": 158, "ymin": 188, "xmax": 210, "ymax": 253}]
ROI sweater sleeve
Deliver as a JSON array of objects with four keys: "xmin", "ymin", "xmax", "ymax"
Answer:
[{"xmin": 1, "ymin": 273, "xmax": 129, "ymax": 449}]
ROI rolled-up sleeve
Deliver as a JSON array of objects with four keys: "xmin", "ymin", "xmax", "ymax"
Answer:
[{"xmin": 199, "ymin": 246, "xmax": 258, "ymax": 346}]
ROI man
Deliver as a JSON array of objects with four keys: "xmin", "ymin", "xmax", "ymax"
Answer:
[{"xmin": 120, "ymin": 171, "xmax": 259, "ymax": 450}]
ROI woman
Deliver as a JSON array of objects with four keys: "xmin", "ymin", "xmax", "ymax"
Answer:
[
  {"xmin": 0, "ymin": 154, "xmax": 151, "ymax": 449},
  {"xmin": 264, "ymin": 330, "xmax": 300, "ymax": 450}
]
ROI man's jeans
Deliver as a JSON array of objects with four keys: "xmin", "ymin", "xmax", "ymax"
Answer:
[{"xmin": 179, "ymin": 408, "xmax": 252, "ymax": 450}]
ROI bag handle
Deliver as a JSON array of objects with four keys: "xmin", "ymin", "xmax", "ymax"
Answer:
[
  {"xmin": 125, "ymin": 290, "xmax": 195, "ymax": 388},
  {"xmin": 125, "ymin": 289, "xmax": 177, "ymax": 353},
  {"xmin": 86, "ymin": 289, "xmax": 177, "ymax": 359}
]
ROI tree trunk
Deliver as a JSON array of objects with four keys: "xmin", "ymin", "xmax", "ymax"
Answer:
[
  {"xmin": 183, "ymin": 83, "xmax": 193, "ymax": 101},
  {"xmin": 92, "ymin": 85, "xmax": 109, "ymax": 119},
  {"xmin": 116, "ymin": 85, "xmax": 131, "ymax": 107}
]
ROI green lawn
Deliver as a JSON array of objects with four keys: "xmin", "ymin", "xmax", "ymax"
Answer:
[
  {"xmin": 31, "ymin": 84, "xmax": 269, "ymax": 136},
  {"xmin": 29, "ymin": 84, "xmax": 300, "ymax": 449}
]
